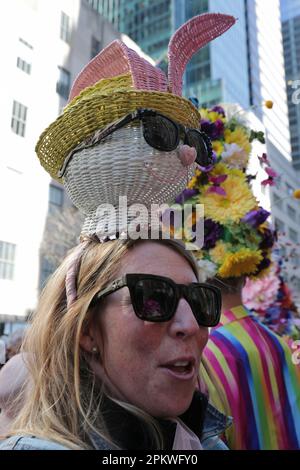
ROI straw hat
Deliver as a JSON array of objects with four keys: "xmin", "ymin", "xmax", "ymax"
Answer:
[{"xmin": 36, "ymin": 13, "xmax": 235, "ymax": 239}]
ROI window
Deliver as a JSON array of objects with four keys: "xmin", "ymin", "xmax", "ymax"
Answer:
[
  {"xmin": 60, "ymin": 11, "xmax": 71, "ymax": 43},
  {"xmin": 17, "ymin": 57, "xmax": 31, "ymax": 74},
  {"xmin": 91, "ymin": 36, "xmax": 101, "ymax": 59},
  {"xmin": 286, "ymin": 183, "xmax": 294, "ymax": 195},
  {"xmin": 275, "ymin": 218, "xmax": 285, "ymax": 233},
  {"xmin": 11, "ymin": 100, "xmax": 27, "ymax": 137},
  {"xmin": 49, "ymin": 184, "xmax": 64, "ymax": 214},
  {"xmin": 19, "ymin": 37, "xmax": 33, "ymax": 49},
  {"xmin": 292, "ymin": 276, "xmax": 300, "ymax": 291},
  {"xmin": 287, "ymin": 205, "xmax": 296, "ymax": 220},
  {"xmin": 0, "ymin": 241, "xmax": 16, "ymax": 280},
  {"xmin": 56, "ymin": 67, "xmax": 71, "ymax": 100},
  {"xmin": 291, "ymin": 136, "xmax": 299, "ymax": 144},
  {"xmin": 291, "ymin": 253, "xmax": 300, "ymax": 268},
  {"xmin": 39, "ymin": 257, "xmax": 55, "ymax": 290},
  {"xmin": 290, "ymin": 117, "xmax": 298, "ymax": 126},
  {"xmin": 272, "ymin": 193, "xmax": 282, "ymax": 209},
  {"xmin": 289, "ymin": 227, "xmax": 298, "ymax": 243},
  {"xmin": 279, "ymin": 245, "xmax": 286, "ymax": 257}
]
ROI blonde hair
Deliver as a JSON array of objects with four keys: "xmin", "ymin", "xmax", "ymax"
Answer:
[{"xmin": 6, "ymin": 238, "xmax": 199, "ymax": 450}]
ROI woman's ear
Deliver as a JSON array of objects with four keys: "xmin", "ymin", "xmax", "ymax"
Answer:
[
  {"xmin": 79, "ymin": 318, "xmax": 98, "ymax": 354},
  {"xmin": 79, "ymin": 331, "xmax": 96, "ymax": 354}
]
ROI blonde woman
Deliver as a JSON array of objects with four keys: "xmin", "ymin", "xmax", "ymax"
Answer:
[{"xmin": 0, "ymin": 238, "xmax": 230, "ymax": 450}]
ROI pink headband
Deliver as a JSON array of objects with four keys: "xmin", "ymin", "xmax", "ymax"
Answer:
[{"xmin": 65, "ymin": 242, "xmax": 88, "ymax": 308}]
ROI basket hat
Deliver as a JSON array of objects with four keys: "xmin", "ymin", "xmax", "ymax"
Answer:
[{"xmin": 35, "ymin": 13, "xmax": 235, "ymax": 239}]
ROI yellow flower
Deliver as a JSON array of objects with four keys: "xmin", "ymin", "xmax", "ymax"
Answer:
[
  {"xmin": 199, "ymin": 174, "xmax": 257, "ymax": 224},
  {"xmin": 210, "ymin": 241, "xmax": 228, "ymax": 264},
  {"xmin": 250, "ymin": 259, "xmax": 272, "ymax": 280},
  {"xmin": 187, "ymin": 168, "xmax": 201, "ymax": 189},
  {"xmin": 193, "ymin": 250, "xmax": 203, "ymax": 261},
  {"xmin": 212, "ymin": 141, "xmax": 224, "ymax": 156},
  {"xmin": 200, "ymin": 108, "xmax": 225, "ymax": 123},
  {"xmin": 218, "ymin": 248, "xmax": 263, "ymax": 278},
  {"xmin": 210, "ymin": 162, "xmax": 243, "ymax": 179},
  {"xmin": 265, "ymin": 100, "xmax": 274, "ymax": 109},
  {"xmin": 293, "ymin": 189, "xmax": 300, "ymax": 200},
  {"xmin": 211, "ymin": 162, "xmax": 229, "ymax": 176},
  {"xmin": 224, "ymin": 128, "xmax": 251, "ymax": 155}
]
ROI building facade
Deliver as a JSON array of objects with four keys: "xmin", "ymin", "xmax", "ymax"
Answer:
[
  {"xmin": 86, "ymin": 0, "xmax": 250, "ymax": 107},
  {"xmin": 0, "ymin": 0, "xmax": 133, "ymax": 325},
  {"xmin": 281, "ymin": 0, "xmax": 300, "ymax": 171}
]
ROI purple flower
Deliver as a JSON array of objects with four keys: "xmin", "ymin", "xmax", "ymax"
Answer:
[
  {"xmin": 261, "ymin": 177, "xmax": 276, "ymax": 187},
  {"xmin": 258, "ymin": 153, "xmax": 270, "ymax": 166},
  {"xmin": 206, "ymin": 186, "xmax": 226, "ymax": 196},
  {"xmin": 213, "ymin": 119, "xmax": 225, "ymax": 138},
  {"xmin": 211, "ymin": 106, "xmax": 225, "ymax": 117},
  {"xmin": 175, "ymin": 188, "xmax": 198, "ymax": 204},
  {"xmin": 200, "ymin": 119, "xmax": 214, "ymax": 136},
  {"xmin": 241, "ymin": 208, "xmax": 270, "ymax": 228},
  {"xmin": 209, "ymin": 174, "xmax": 228, "ymax": 185},
  {"xmin": 200, "ymin": 119, "xmax": 224, "ymax": 140},
  {"xmin": 255, "ymin": 256, "xmax": 271, "ymax": 274},
  {"xmin": 259, "ymin": 228, "xmax": 276, "ymax": 249},
  {"xmin": 203, "ymin": 219, "xmax": 223, "ymax": 250},
  {"xmin": 265, "ymin": 167, "xmax": 278, "ymax": 178},
  {"xmin": 197, "ymin": 152, "xmax": 217, "ymax": 173}
]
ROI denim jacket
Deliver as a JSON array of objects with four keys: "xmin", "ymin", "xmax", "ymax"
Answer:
[{"xmin": 0, "ymin": 393, "xmax": 232, "ymax": 451}]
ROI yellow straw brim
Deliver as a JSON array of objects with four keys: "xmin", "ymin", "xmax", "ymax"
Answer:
[{"xmin": 36, "ymin": 90, "xmax": 200, "ymax": 182}]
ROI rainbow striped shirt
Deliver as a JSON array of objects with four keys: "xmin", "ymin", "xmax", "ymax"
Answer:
[{"xmin": 200, "ymin": 305, "xmax": 300, "ymax": 449}]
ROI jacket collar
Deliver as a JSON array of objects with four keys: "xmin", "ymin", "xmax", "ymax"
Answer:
[{"xmin": 202, "ymin": 402, "xmax": 232, "ymax": 442}]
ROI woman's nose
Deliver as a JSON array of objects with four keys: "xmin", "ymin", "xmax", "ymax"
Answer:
[
  {"xmin": 177, "ymin": 144, "xmax": 197, "ymax": 167},
  {"xmin": 170, "ymin": 298, "xmax": 207, "ymax": 340}
]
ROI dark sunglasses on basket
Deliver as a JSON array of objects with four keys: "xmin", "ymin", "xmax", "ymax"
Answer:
[
  {"xmin": 90, "ymin": 273, "xmax": 221, "ymax": 328},
  {"xmin": 58, "ymin": 108, "xmax": 213, "ymax": 177}
]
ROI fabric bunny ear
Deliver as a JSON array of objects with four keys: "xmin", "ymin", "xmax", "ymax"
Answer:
[
  {"xmin": 168, "ymin": 13, "xmax": 236, "ymax": 96},
  {"xmin": 68, "ymin": 39, "xmax": 168, "ymax": 102}
]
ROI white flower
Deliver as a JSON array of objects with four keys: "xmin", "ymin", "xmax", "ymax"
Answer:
[
  {"xmin": 221, "ymin": 143, "xmax": 249, "ymax": 170},
  {"xmin": 197, "ymin": 259, "xmax": 218, "ymax": 281},
  {"xmin": 222, "ymin": 143, "xmax": 243, "ymax": 159}
]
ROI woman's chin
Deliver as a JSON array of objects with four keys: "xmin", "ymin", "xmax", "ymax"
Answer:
[{"xmin": 147, "ymin": 394, "xmax": 194, "ymax": 420}]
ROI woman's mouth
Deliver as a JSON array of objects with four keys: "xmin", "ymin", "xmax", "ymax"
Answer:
[{"xmin": 160, "ymin": 358, "xmax": 196, "ymax": 380}]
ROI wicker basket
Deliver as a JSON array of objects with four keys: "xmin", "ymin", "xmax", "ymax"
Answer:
[{"xmin": 63, "ymin": 124, "xmax": 196, "ymax": 238}]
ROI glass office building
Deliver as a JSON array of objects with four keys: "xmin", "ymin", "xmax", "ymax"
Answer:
[
  {"xmin": 85, "ymin": 0, "xmax": 249, "ymax": 107},
  {"xmin": 281, "ymin": 0, "xmax": 300, "ymax": 170}
]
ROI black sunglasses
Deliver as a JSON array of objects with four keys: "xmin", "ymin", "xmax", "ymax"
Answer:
[
  {"xmin": 90, "ymin": 273, "xmax": 221, "ymax": 328},
  {"xmin": 58, "ymin": 109, "xmax": 213, "ymax": 177}
]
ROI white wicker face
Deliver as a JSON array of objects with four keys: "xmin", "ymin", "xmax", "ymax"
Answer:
[{"xmin": 63, "ymin": 124, "xmax": 196, "ymax": 237}]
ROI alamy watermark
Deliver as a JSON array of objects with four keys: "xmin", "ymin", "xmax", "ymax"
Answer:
[
  {"xmin": 95, "ymin": 196, "xmax": 204, "ymax": 250},
  {"xmin": 291, "ymin": 80, "xmax": 300, "ymax": 105}
]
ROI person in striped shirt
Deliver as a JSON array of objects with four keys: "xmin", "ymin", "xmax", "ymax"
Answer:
[
  {"xmin": 200, "ymin": 276, "xmax": 300, "ymax": 449},
  {"xmin": 174, "ymin": 104, "xmax": 300, "ymax": 449}
]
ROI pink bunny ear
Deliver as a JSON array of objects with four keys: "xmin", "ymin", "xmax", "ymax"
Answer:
[
  {"xmin": 68, "ymin": 40, "xmax": 168, "ymax": 102},
  {"xmin": 168, "ymin": 13, "xmax": 236, "ymax": 96}
]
